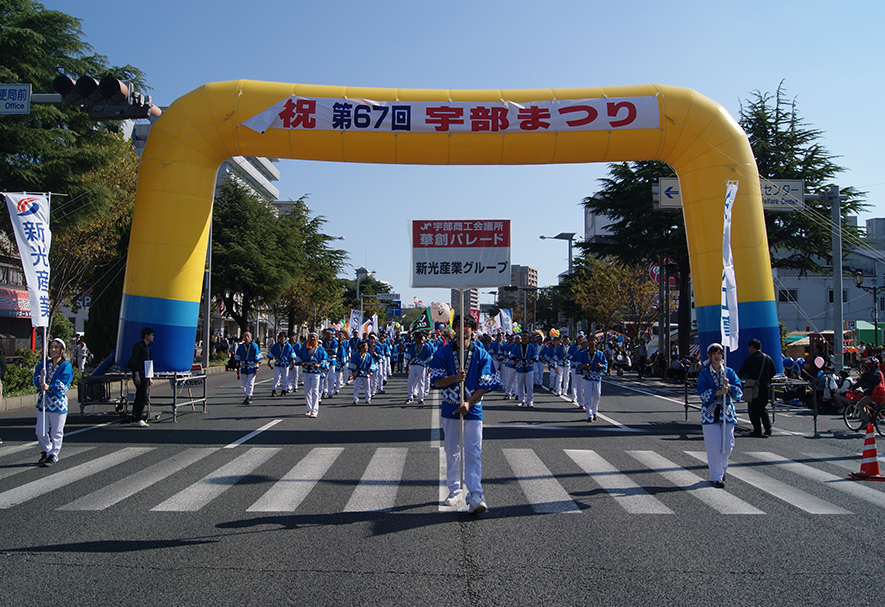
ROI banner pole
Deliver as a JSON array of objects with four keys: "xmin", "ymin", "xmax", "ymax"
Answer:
[
  {"xmin": 41, "ymin": 326, "xmax": 47, "ymax": 437},
  {"xmin": 722, "ymin": 348, "xmax": 728, "ymax": 453},
  {"xmin": 459, "ymin": 288, "xmax": 466, "ymax": 495}
]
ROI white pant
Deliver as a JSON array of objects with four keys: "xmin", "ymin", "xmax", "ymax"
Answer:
[
  {"xmin": 273, "ymin": 366, "xmax": 288, "ymax": 392},
  {"xmin": 534, "ymin": 361, "xmax": 544, "ymax": 385},
  {"xmin": 575, "ymin": 374, "xmax": 588, "ymax": 409},
  {"xmin": 585, "ymin": 378, "xmax": 601, "ymax": 417},
  {"xmin": 303, "ymin": 373, "xmax": 323, "ymax": 415},
  {"xmin": 352, "ymin": 376, "xmax": 371, "ymax": 403},
  {"xmin": 287, "ymin": 365, "xmax": 300, "ymax": 392},
  {"xmin": 504, "ymin": 366, "xmax": 517, "ymax": 397},
  {"xmin": 441, "ymin": 416, "xmax": 483, "ymax": 495},
  {"xmin": 702, "ymin": 423, "xmax": 735, "ymax": 482},
  {"xmin": 371, "ymin": 369, "xmax": 384, "ymax": 395},
  {"xmin": 241, "ymin": 372, "xmax": 257, "ymax": 397},
  {"xmin": 516, "ymin": 371, "xmax": 534, "ymax": 405},
  {"xmin": 323, "ymin": 363, "xmax": 336, "ymax": 396},
  {"xmin": 36, "ymin": 410, "xmax": 67, "ymax": 458},
  {"xmin": 408, "ymin": 365, "xmax": 426, "ymax": 400},
  {"xmin": 554, "ymin": 366, "xmax": 568, "ymax": 395},
  {"xmin": 570, "ymin": 369, "xmax": 580, "ymax": 401}
]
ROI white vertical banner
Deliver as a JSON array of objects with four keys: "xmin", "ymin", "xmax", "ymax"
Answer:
[
  {"xmin": 498, "ymin": 309, "xmax": 513, "ymax": 334},
  {"xmin": 348, "ymin": 309, "xmax": 363, "ymax": 337},
  {"xmin": 721, "ymin": 181, "xmax": 740, "ymax": 353},
  {"xmin": 3, "ymin": 193, "xmax": 51, "ymax": 327}
]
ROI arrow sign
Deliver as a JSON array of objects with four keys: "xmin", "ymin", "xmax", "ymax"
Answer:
[{"xmin": 664, "ymin": 186, "xmax": 679, "ymax": 199}]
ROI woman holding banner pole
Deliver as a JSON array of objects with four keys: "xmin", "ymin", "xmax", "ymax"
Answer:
[
  {"xmin": 33, "ymin": 338, "xmax": 73, "ymax": 467},
  {"xmin": 697, "ymin": 343, "xmax": 742, "ymax": 488}
]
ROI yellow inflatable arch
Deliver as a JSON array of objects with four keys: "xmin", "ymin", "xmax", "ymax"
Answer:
[{"xmin": 118, "ymin": 80, "xmax": 781, "ymax": 373}]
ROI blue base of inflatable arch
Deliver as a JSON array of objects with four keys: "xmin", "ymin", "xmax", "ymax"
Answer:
[
  {"xmin": 115, "ymin": 294, "xmax": 200, "ymax": 373},
  {"xmin": 696, "ymin": 301, "xmax": 783, "ymax": 374}
]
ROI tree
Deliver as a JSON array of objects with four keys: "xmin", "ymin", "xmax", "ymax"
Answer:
[
  {"xmin": 581, "ymin": 160, "xmax": 691, "ymax": 352},
  {"xmin": 0, "ymin": 1, "xmax": 150, "ymax": 340},
  {"xmin": 740, "ymin": 82, "xmax": 867, "ymax": 272},
  {"xmin": 275, "ymin": 197, "xmax": 347, "ymax": 332},
  {"xmin": 582, "ymin": 83, "xmax": 867, "ymax": 353},
  {"xmin": 340, "ymin": 273, "xmax": 391, "ymax": 323},
  {"xmin": 211, "ymin": 179, "xmax": 298, "ymax": 335}
]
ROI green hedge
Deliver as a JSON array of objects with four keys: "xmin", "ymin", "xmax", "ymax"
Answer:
[{"xmin": 4, "ymin": 348, "xmax": 82, "ymax": 398}]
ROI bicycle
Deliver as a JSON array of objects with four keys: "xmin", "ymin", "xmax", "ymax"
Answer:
[{"xmin": 842, "ymin": 390, "xmax": 885, "ymax": 437}]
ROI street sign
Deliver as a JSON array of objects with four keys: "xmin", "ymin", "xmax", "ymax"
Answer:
[
  {"xmin": 656, "ymin": 178, "xmax": 682, "ymax": 208},
  {"xmin": 656, "ymin": 178, "xmax": 805, "ymax": 211},
  {"xmin": 386, "ymin": 302, "xmax": 401, "ymax": 316},
  {"xmin": 760, "ymin": 180, "xmax": 804, "ymax": 211},
  {"xmin": 0, "ymin": 84, "xmax": 31, "ymax": 114},
  {"xmin": 376, "ymin": 293, "xmax": 400, "ymax": 301}
]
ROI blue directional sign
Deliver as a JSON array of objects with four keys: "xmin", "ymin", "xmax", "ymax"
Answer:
[{"xmin": 0, "ymin": 84, "xmax": 31, "ymax": 114}]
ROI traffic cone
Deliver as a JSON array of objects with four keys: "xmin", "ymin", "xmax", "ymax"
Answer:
[{"xmin": 849, "ymin": 424, "xmax": 885, "ymax": 481}]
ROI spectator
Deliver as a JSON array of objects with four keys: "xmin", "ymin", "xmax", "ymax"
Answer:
[
  {"xmin": 737, "ymin": 338, "xmax": 776, "ymax": 437},
  {"xmin": 127, "ymin": 327, "xmax": 154, "ymax": 427}
]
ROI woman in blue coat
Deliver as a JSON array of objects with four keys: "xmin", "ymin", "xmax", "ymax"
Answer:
[
  {"xmin": 34, "ymin": 338, "xmax": 75, "ymax": 467},
  {"xmin": 697, "ymin": 342, "xmax": 742, "ymax": 488}
]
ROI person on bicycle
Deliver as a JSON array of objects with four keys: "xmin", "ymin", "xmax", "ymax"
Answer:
[{"xmin": 855, "ymin": 357, "xmax": 885, "ymax": 421}]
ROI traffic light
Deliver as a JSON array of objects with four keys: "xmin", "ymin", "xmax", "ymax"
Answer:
[{"xmin": 51, "ymin": 75, "xmax": 161, "ymax": 120}]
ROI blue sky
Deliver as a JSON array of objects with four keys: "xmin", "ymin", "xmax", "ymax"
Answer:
[{"xmin": 44, "ymin": 0, "xmax": 885, "ymax": 310}]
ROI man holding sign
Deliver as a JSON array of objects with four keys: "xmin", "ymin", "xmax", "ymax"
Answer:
[{"xmin": 429, "ymin": 315, "xmax": 500, "ymax": 513}]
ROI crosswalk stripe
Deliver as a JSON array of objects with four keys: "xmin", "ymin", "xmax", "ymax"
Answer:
[
  {"xmin": 59, "ymin": 448, "xmax": 218, "ymax": 511},
  {"xmin": 0, "ymin": 446, "xmax": 95, "ymax": 481},
  {"xmin": 685, "ymin": 451, "xmax": 852, "ymax": 515},
  {"xmin": 0, "ymin": 443, "xmax": 41, "ymax": 458},
  {"xmin": 565, "ymin": 449, "xmax": 674, "ymax": 514},
  {"xmin": 627, "ymin": 450, "xmax": 764, "ymax": 515},
  {"xmin": 0, "ymin": 447, "xmax": 154, "ymax": 509},
  {"xmin": 746, "ymin": 451, "xmax": 885, "ymax": 510},
  {"xmin": 247, "ymin": 447, "xmax": 344, "ymax": 512},
  {"xmin": 502, "ymin": 448, "xmax": 581, "ymax": 514},
  {"xmin": 151, "ymin": 447, "xmax": 279, "ymax": 512},
  {"xmin": 343, "ymin": 447, "xmax": 408, "ymax": 512},
  {"xmin": 802, "ymin": 451, "xmax": 885, "ymax": 472}
]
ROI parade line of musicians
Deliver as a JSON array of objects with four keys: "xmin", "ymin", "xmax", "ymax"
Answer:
[{"xmin": 229, "ymin": 324, "xmax": 609, "ymax": 422}]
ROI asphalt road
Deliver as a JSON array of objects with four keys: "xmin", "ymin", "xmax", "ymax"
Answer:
[{"xmin": 0, "ymin": 369, "xmax": 882, "ymax": 606}]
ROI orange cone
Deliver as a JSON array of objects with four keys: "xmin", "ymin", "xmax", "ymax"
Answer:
[{"xmin": 849, "ymin": 424, "xmax": 885, "ymax": 481}]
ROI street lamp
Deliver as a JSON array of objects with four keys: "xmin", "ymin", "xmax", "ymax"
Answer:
[
  {"xmin": 854, "ymin": 271, "xmax": 880, "ymax": 348},
  {"xmin": 540, "ymin": 232, "xmax": 577, "ymax": 336}
]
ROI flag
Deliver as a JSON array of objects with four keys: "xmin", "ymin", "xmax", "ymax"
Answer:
[
  {"xmin": 410, "ymin": 307, "xmax": 432, "ymax": 333},
  {"xmin": 3, "ymin": 193, "xmax": 51, "ymax": 327},
  {"xmin": 361, "ymin": 313, "xmax": 378, "ymax": 336},
  {"xmin": 498, "ymin": 309, "xmax": 513, "ymax": 334},
  {"xmin": 721, "ymin": 180, "xmax": 740, "ymax": 353},
  {"xmin": 348, "ymin": 309, "xmax": 363, "ymax": 337}
]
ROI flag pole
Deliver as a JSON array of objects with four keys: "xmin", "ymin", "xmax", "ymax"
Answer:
[
  {"xmin": 721, "ymin": 180, "xmax": 740, "ymax": 453},
  {"xmin": 41, "ymin": 326, "xmax": 47, "ymax": 437},
  {"xmin": 459, "ymin": 288, "xmax": 466, "ymax": 494}
]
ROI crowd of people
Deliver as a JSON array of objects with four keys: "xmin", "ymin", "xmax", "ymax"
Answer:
[{"xmin": 27, "ymin": 320, "xmax": 877, "ymax": 510}]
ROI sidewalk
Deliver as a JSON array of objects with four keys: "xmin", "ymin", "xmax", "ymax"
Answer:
[{"xmin": 0, "ymin": 364, "xmax": 230, "ymax": 414}]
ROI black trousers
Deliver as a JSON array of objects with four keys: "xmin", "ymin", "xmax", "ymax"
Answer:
[
  {"xmin": 747, "ymin": 394, "xmax": 771, "ymax": 433},
  {"xmin": 132, "ymin": 380, "xmax": 151, "ymax": 421}
]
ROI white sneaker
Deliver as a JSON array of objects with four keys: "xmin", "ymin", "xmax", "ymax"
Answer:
[
  {"xmin": 130, "ymin": 420, "xmax": 149, "ymax": 428},
  {"xmin": 443, "ymin": 489, "xmax": 463, "ymax": 506},
  {"xmin": 467, "ymin": 492, "xmax": 487, "ymax": 514}
]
